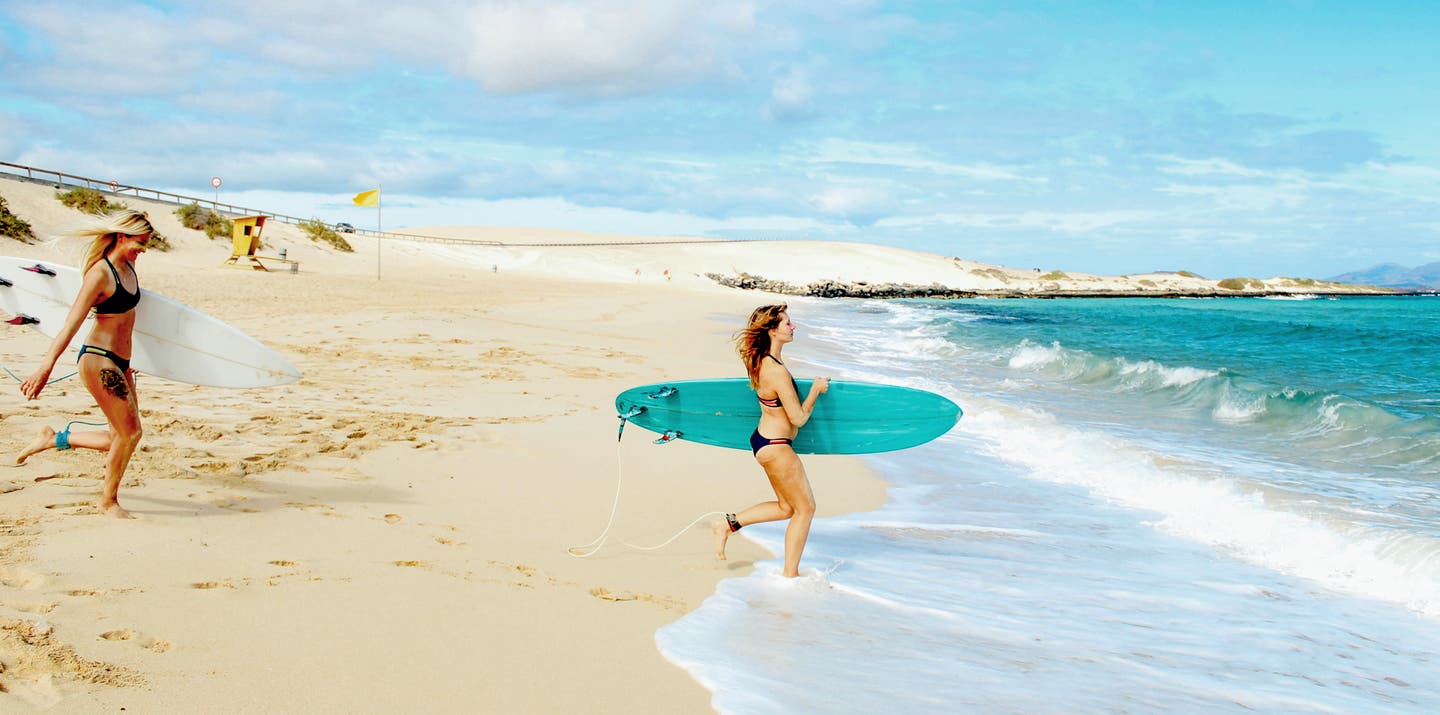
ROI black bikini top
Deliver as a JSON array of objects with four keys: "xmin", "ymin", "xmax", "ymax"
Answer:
[
  {"xmin": 757, "ymin": 354, "xmax": 800, "ymax": 408},
  {"xmin": 93, "ymin": 258, "xmax": 140, "ymax": 315}
]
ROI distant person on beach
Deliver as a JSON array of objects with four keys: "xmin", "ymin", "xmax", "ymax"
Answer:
[
  {"xmin": 16, "ymin": 209, "xmax": 156, "ymax": 519},
  {"xmin": 714, "ymin": 304, "xmax": 829, "ymax": 577}
]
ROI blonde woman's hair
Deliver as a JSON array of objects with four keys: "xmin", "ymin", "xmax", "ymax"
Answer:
[
  {"xmin": 737, "ymin": 304, "xmax": 788, "ymax": 388},
  {"xmin": 73, "ymin": 209, "xmax": 156, "ymax": 273}
]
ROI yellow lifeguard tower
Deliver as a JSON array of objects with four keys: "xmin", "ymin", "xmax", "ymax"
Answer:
[{"xmin": 222, "ymin": 215, "xmax": 297, "ymax": 272}]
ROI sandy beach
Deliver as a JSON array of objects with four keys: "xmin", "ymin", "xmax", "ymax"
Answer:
[
  {"xmin": 0, "ymin": 169, "xmax": 1401, "ymax": 711},
  {"xmin": 0, "ymin": 179, "xmax": 889, "ymax": 711}
]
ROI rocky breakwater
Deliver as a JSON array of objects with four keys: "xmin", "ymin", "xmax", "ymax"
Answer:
[{"xmin": 705, "ymin": 272, "xmax": 978, "ymax": 299}]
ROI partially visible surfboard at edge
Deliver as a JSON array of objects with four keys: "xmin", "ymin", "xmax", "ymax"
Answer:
[
  {"xmin": 615, "ymin": 378, "xmax": 961, "ymax": 455},
  {"xmin": 0, "ymin": 256, "xmax": 301, "ymax": 388}
]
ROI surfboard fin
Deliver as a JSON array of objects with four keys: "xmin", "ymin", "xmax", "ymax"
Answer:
[
  {"xmin": 616, "ymin": 405, "xmax": 646, "ymax": 442},
  {"xmin": 5, "ymin": 315, "xmax": 39, "ymax": 326},
  {"xmin": 0, "ymin": 277, "xmax": 12, "ymax": 287},
  {"xmin": 653, "ymin": 430, "xmax": 682, "ymax": 445},
  {"xmin": 21, "ymin": 264, "xmax": 56, "ymax": 276},
  {"xmin": 645, "ymin": 386, "xmax": 677, "ymax": 399}
]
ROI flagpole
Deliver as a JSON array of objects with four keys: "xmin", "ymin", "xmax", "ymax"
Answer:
[{"xmin": 377, "ymin": 183, "xmax": 383, "ymax": 281}]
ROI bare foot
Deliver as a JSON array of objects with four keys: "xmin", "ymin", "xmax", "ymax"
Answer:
[
  {"xmin": 100, "ymin": 500, "xmax": 136, "ymax": 519},
  {"xmin": 712, "ymin": 518, "xmax": 731, "ymax": 560},
  {"xmin": 16, "ymin": 426, "xmax": 56, "ymax": 465}
]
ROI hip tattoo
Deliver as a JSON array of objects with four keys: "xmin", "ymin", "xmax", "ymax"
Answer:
[{"xmin": 100, "ymin": 368, "xmax": 130, "ymax": 399}]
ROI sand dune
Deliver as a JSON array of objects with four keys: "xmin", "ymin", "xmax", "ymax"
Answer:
[{"xmin": 0, "ymin": 177, "xmax": 886, "ymax": 711}]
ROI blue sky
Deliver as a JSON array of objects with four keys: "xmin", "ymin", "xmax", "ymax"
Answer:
[{"xmin": 2, "ymin": 0, "xmax": 1437, "ymax": 278}]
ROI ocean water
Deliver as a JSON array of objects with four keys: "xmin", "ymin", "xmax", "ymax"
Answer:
[{"xmin": 658, "ymin": 295, "xmax": 1440, "ymax": 714}]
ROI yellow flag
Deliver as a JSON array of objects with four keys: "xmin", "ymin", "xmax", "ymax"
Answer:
[{"xmin": 352, "ymin": 189, "xmax": 380, "ymax": 207}]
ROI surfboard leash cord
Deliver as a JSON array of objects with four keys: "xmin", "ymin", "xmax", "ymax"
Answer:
[
  {"xmin": 568, "ymin": 411, "xmax": 720, "ymax": 558},
  {"xmin": 2, "ymin": 364, "xmax": 78, "ymax": 385}
]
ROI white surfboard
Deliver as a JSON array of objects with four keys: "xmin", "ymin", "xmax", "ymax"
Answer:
[{"xmin": 0, "ymin": 256, "xmax": 301, "ymax": 388}]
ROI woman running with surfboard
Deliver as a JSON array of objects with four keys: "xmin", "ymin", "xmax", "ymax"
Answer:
[
  {"xmin": 714, "ymin": 304, "xmax": 829, "ymax": 578},
  {"xmin": 17, "ymin": 209, "xmax": 156, "ymax": 519}
]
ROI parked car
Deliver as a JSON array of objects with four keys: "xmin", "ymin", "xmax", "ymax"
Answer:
[{"xmin": 336, "ymin": 222, "xmax": 355, "ymax": 233}]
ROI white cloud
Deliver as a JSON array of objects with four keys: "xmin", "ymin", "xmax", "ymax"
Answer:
[
  {"xmin": 809, "ymin": 184, "xmax": 891, "ymax": 218},
  {"xmin": 459, "ymin": 0, "xmax": 757, "ymax": 94},
  {"xmin": 1155, "ymin": 183, "xmax": 1310, "ymax": 211},
  {"xmin": 0, "ymin": 113, "xmax": 25, "ymax": 158},
  {"xmin": 764, "ymin": 66, "xmax": 815, "ymax": 120},
  {"xmin": 806, "ymin": 139, "xmax": 1044, "ymax": 182},
  {"xmin": 1363, "ymin": 161, "xmax": 1440, "ymax": 180},
  {"xmin": 879, "ymin": 209, "xmax": 1159, "ymax": 233},
  {"xmin": 1154, "ymin": 155, "xmax": 1273, "ymax": 178},
  {"xmin": 176, "ymin": 90, "xmax": 290, "ymax": 116},
  {"xmin": 11, "ymin": 2, "xmax": 212, "ymax": 95},
  {"xmin": 12, "ymin": 1, "xmax": 760, "ymax": 98}
]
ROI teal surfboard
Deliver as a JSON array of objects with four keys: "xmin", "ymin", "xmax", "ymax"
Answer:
[{"xmin": 615, "ymin": 379, "xmax": 961, "ymax": 455}]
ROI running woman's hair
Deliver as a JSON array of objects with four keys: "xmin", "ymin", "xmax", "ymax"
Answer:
[
  {"xmin": 737, "ymin": 304, "xmax": 788, "ymax": 388},
  {"xmin": 75, "ymin": 209, "xmax": 156, "ymax": 273}
]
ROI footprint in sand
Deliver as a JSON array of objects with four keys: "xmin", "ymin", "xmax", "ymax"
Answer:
[
  {"xmin": 145, "ymin": 639, "xmax": 174, "ymax": 653},
  {"xmin": 588, "ymin": 587, "xmax": 685, "ymax": 609},
  {"xmin": 67, "ymin": 589, "xmax": 102, "ymax": 597},
  {"xmin": 489, "ymin": 561, "xmax": 537, "ymax": 578},
  {"xmin": 268, "ymin": 560, "xmax": 298, "ymax": 567},
  {"xmin": 45, "ymin": 502, "xmax": 94, "ymax": 515},
  {"xmin": 383, "ymin": 513, "xmax": 402, "ymax": 524},
  {"xmin": 100, "ymin": 629, "xmax": 135, "ymax": 641},
  {"xmin": 1, "ymin": 599, "xmax": 57, "ymax": 614},
  {"xmin": 0, "ymin": 568, "xmax": 45, "ymax": 589},
  {"xmin": 192, "ymin": 581, "xmax": 237, "ymax": 590},
  {"xmin": 590, "ymin": 587, "xmax": 637, "ymax": 602},
  {"xmin": 393, "ymin": 560, "xmax": 426, "ymax": 568}
]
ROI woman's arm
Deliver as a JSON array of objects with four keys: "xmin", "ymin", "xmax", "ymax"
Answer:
[
  {"xmin": 20, "ymin": 266, "xmax": 108, "ymax": 399},
  {"xmin": 768, "ymin": 364, "xmax": 829, "ymax": 428}
]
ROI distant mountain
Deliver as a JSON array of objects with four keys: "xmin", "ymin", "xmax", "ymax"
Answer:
[{"xmin": 1329, "ymin": 262, "xmax": 1440, "ymax": 289}]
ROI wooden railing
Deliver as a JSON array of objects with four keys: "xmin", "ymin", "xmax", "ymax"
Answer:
[{"xmin": 0, "ymin": 160, "xmax": 758, "ymax": 248}]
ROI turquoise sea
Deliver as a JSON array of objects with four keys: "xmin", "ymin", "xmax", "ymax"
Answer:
[{"xmin": 660, "ymin": 295, "xmax": 1440, "ymax": 714}]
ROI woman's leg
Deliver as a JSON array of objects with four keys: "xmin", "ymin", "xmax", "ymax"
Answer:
[
  {"xmin": 16, "ymin": 425, "xmax": 114, "ymax": 464},
  {"xmin": 713, "ymin": 447, "xmax": 817, "ymax": 576},
  {"xmin": 79, "ymin": 357, "xmax": 142, "ymax": 518},
  {"xmin": 762, "ymin": 451, "xmax": 816, "ymax": 577}
]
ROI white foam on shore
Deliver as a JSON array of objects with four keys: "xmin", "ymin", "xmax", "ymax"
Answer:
[{"xmin": 963, "ymin": 403, "xmax": 1440, "ymax": 618}]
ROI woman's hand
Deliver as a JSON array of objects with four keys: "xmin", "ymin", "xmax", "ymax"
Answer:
[
  {"xmin": 812, "ymin": 377, "xmax": 830, "ymax": 394},
  {"xmin": 20, "ymin": 366, "xmax": 53, "ymax": 400}
]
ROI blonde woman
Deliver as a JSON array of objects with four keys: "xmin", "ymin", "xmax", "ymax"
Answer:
[
  {"xmin": 713, "ymin": 304, "xmax": 829, "ymax": 577},
  {"xmin": 17, "ymin": 209, "xmax": 157, "ymax": 518}
]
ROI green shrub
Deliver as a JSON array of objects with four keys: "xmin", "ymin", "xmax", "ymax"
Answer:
[
  {"xmin": 1177, "ymin": 270, "xmax": 1200, "ymax": 278},
  {"xmin": 301, "ymin": 218, "xmax": 353, "ymax": 252},
  {"xmin": 1218, "ymin": 277, "xmax": 1267, "ymax": 291},
  {"xmin": 56, "ymin": 187, "xmax": 126, "ymax": 214},
  {"xmin": 1138, "ymin": 279, "xmax": 1156, "ymax": 287},
  {"xmin": 0, "ymin": 195, "xmax": 37, "ymax": 242},
  {"xmin": 1039, "ymin": 271, "xmax": 1068, "ymax": 281},
  {"xmin": 175, "ymin": 202, "xmax": 234, "ymax": 240},
  {"xmin": 968, "ymin": 267, "xmax": 1011, "ymax": 284}
]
